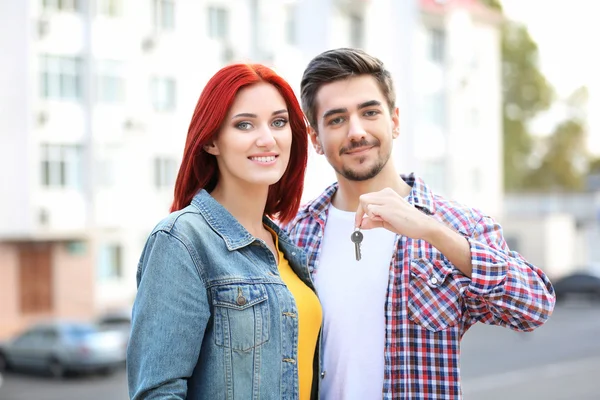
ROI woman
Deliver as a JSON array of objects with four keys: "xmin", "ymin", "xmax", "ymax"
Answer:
[{"xmin": 127, "ymin": 64, "xmax": 322, "ymax": 400}]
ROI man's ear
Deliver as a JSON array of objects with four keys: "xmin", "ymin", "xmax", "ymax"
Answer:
[
  {"xmin": 309, "ymin": 126, "xmax": 324, "ymax": 155},
  {"xmin": 391, "ymin": 107, "xmax": 400, "ymax": 139},
  {"xmin": 203, "ymin": 141, "xmax": 220, "ymax": 156}
]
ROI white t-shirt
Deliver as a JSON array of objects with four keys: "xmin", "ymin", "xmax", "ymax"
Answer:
[{"xmin": 315, "ymin": 204, "xmax": 397, "ymax": 400}]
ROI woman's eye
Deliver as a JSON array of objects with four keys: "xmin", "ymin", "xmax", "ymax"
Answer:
[
  {"xmin": 272, "ymin": 118, "xmax": 288, "ymax": 128},
  {"xmin": 236, "ymin": 121, "xmax": 252, "ymax": 130}
]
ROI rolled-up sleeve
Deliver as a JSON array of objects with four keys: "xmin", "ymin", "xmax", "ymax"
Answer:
[
  {"xmin": 127, "ymin": 230, "xmax": 210, "ymax": 399},
  {"xmin": 462, "ymin": 216, "xmax": 556, "ymax": 332}
]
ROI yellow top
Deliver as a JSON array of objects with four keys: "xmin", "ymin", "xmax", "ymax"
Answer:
[{"xmin": 266, "ymin": 226, "xmax": 322, "ymax": 400}]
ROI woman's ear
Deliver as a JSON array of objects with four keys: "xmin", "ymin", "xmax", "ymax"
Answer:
[{"xmin": 203, "ymin": 142, "xmax": 219, "ymax": 156}]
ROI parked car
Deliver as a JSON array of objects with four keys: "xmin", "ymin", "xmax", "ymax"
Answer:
[
  {"xmin": 553, "ymin": 271, "xmax": 600, "ymax": 302},
  {"xmin": 0, "ymin": 321, "xmax": 126, "ymax": 378},
  {"xmin": 96, "ymin": 309, "xmax": 131, "ymax": 346}
]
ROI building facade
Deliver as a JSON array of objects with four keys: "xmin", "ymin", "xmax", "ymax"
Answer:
[{"xmin": 0, "ymin": 0, "xmax": 502, "ymax": 338}]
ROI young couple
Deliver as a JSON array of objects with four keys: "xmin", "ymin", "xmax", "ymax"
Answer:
[{"xmin": 126, "ymin": 48, "xmax": 556, "ymax": 400}]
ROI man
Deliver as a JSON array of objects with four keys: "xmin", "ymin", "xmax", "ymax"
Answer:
[{"xmin": 283, "ymin": 48, "xmax": 555, "ymax": 399}]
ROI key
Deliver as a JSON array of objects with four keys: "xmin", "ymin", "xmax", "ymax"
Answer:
[{"xmin": 351, "ymin": 228, "xmax": 363, "ymax": 261}]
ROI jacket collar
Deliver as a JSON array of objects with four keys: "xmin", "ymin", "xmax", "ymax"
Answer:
[{"xmin": 191, "ymin": 189, "xmax": 288, "ymax": 251}]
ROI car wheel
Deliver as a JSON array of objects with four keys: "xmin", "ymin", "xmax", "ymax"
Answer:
[
  {"xmin": 0, "ymin": 352, "xmax": 8, "ymax": 372},
  {"xmin": 48, "ymin": 358, "xmax": 65, "ymax": 379}
]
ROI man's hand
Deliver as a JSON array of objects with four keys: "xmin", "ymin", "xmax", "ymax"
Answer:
[{"xmin": 354, "ymin": 188, "xmax": 436, "ymax": 239}]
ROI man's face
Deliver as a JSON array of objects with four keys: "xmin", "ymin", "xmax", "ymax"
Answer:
[{"xmin": 311, "ymin": 75, "xmax": 399, "ymax": 182}]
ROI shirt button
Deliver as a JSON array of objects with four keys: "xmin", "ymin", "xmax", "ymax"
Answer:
[
  {"xmin": 291, "ymin": 252, "xmax": 296, "ymax": 256},
  {"xmin": 321, "ymin": 371, "xmax": 326, "ymax": 379},
  {"xmin": 318, "ymin": 231, "xmax": 323, "ymax": 237},
  {"xmin": 430, "ymin": 276, "xmax": 439, "ymax": 285},
  {"xmin": 236, "ymin": 296, "xmax": 247, "ymax": 306}
]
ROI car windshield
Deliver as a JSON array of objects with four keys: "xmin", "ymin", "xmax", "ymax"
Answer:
[{"xmin": 63, "ymin": 325, "xmax": 97, "ymax": 339}]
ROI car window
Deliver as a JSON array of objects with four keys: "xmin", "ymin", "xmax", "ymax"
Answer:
[
  {"xmin": 63, "ymin": 325, "xmax": 97, "ymax": 340},
  {"xmin": 13, "ymin": 329, "xmax": 42, "ymax": 346}
]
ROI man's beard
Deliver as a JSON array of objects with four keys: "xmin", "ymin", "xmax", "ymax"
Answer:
[{"xmin": 336, "ymin": 146, "xmax": 391, "ymax": 181}]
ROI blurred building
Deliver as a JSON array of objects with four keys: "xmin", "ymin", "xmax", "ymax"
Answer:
[
  {"xmin": 503, "ymin": 191, "xmax": 600, "ymax": 280},
  {"xmin": 0, "ymin": 0, "xmax": 502, "ymax": 338}
]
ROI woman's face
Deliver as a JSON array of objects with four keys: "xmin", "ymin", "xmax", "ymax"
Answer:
[{"xmin": 206, "ymin": 83, "xmax": 293, "ymax": 189}]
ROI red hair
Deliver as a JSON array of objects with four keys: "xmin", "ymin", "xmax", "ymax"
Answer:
[{"xmin": 171, "ymin": 64, "xmax": 308, "ymax": 224}]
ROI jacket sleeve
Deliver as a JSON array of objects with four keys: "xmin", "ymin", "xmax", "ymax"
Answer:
[
  {"xmin": 127, "ymin": 230, "xmax": 210, "ymax": 399},
  {"xmin": 461, "ymin": 215, "xmax": 556, "ymax": 332}
]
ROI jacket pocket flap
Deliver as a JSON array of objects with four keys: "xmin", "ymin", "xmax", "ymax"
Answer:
[{"xmin": 213, "ymin": 283, "xmax": 268, "ymax": 310}]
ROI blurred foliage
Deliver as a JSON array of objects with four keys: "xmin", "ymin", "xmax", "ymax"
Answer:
[
  {"xmin": 590, "ymin": 158, "xmax": 600, "ymax": 174},
  {"xmin": 481, "ymin": 0, "xmax": 555, "ymax": 191},
  {"xmin": 482, "ymin": 0, "xmax": 598, "ymax": 192},
  {"xmin": 523, "ymin": 119, "xmax": 587, "ymax": 190}
]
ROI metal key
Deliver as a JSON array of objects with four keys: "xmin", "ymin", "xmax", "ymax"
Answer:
[{"xmin": 351, "ymin": 228, "xmax": 363, "ymax": 261}]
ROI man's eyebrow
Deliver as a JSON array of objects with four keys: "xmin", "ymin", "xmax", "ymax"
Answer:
[
  {"xmin": 322, "ymin": 108, "xmax": 348, "ymax": 120},
  {"xmin": 321, "ymin": 100, "xmax": 382, "ymax": 120},
  {"xmin": 232, "ymin": 109, "xmax": 288, "ymax": 119},
  {"xmin": 358, "ymin": 100, "xmax": 382, "ymax": 109}
]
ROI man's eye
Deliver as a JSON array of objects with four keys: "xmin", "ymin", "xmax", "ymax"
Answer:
[
  {"xmin": 329, "ymin": 117, "xmax": 344, "ymax": 126},
  {"xmin": 364, "ymin": 110, "xmax": 379, "ymax": 117}
]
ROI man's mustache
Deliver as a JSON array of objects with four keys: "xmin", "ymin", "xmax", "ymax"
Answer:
[{"xmin": 339, "ymin": 139, "xmax": 379, "ymax": 156}]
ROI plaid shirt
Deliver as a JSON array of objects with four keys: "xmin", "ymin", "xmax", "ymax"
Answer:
[{"xmin": 283, "ymin": 174, "xmax": 555, "ymax": 400}]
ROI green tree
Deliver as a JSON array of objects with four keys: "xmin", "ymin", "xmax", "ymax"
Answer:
[
  {"xmin": 481, "ymin": 0, "xmax": 554, "ymax": 191},
  {"xmin": 523, "ymin": 86, "xmax": 590, "ymax": 191},
  {"xmin": 523, "ymin": 119, "xmax": 587, "ymax": 190}
]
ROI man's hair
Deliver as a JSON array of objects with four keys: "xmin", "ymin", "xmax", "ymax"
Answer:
[{"xmin": 300, "ymin": 48, "xmax": 396, "ymax": 129}]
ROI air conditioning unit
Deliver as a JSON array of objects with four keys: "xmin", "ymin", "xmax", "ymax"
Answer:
[
  {"xmin": 221, "ymin": 43, "xmax": 236, "ymax": 63},
  {"xmin": 37, "ymin": 111, "xmax": 49, "ymax": 126},
  {"xmin": 37, "ymin": 18, "xmax": 50, "ymax": 38},
  {"xmin": 38, "ymin": 208, "xmax": 50, "ymax": 227},
  {"xmin": 141, "ymin": 35, "xmax": 158, "ymax": 52}
]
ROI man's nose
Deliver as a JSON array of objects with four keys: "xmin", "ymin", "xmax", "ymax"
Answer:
[{"xmin": 347, "ymin": 115, "xmax": 367, "ymax": 141}]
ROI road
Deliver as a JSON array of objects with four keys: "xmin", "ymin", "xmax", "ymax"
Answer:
[{"xmin": 0, "ymin": 301, "xmax": 598, "ymax": 400}]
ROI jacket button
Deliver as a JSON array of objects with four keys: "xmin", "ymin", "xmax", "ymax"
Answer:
[{"xmin": 236, "ymin": 296, "xmax": 247, "ymax": 306}]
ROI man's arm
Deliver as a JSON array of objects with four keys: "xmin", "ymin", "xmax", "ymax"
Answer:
[
  {"xmin": 356, "ymin": 188, "xmax": 556, "ymax": 331},
  {"xmin": 431, "ymin": 215, "xmax": 556, "ymax": 331}
]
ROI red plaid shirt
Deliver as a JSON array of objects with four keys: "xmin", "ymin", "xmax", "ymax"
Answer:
[{"xmin": 283, "ymin": 174, "xmax": 555, "ymax": 399}]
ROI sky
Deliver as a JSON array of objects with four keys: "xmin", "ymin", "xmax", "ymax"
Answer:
[{"xmin": 501, "ymin": 0, "xmax": 600, "ymax": 154}]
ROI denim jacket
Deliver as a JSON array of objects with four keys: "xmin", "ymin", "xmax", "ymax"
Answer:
[{"xmin": 127, "ymin": 189, "xmax": 319, "ymax": 400}]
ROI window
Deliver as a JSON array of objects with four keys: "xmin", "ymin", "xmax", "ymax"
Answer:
[
  {"xmin": 98, "ymin": 244, "xmax": 123, "ymax": 280},
  {"xmin": 96, "ymin": 60, "xmax": 124, "ymax": 103},
  {"xmin": 429, "ymin": 28, "xmax": 445, "ymax": 64},
  {"xmin": 97, "ymin": 0, "xmax": 122, "ymax": 17},
  {"xmin": 423, "ymin": 91, "xmax": 446, "ymax": 127},
  {"xmin": 421, "ymin": 159, "xmax": 446, "ymax": 194},
  {"xmin": 284, "ymin": 4, "xmax": 297, "ymax": 45},
  {"xmin": 349, "ymin": 13, "xmax": 364, "ymax": 49},
  {"xmin": 40, "ymin": 144, "xmax": 83, "ymax": 189},
  {"xmin": 40, "ymin": 55, "xmax": 83, "ymax": 101},
  {"xmin": 153, "ymin": 0, "xmax": 175, "ymax": 31},
  {"xmin": 208, "ymin": 6, "xmax": 228, "ymax": 40},
  {"xmin": 150, "ymin": 77, "xmax": 176, "ymax": 111},
  {"xmin": 154, "ymin": 157, "xmax": 177, "ymax": 189},
  {"xmin": 42, "ymin": 0, "xmax": 80, "ymax": 12}
]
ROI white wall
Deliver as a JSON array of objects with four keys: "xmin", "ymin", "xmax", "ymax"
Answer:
[
  {"xmin": 0, "ymin": 1, "xmax": 33, "ymax": 237},
  {"xmin": 503, "ymin": 214, "xmax": 578, "ymax": 280}
]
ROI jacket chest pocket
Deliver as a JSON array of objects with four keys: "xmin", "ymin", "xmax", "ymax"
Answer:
[
  {"xmin": 212, "ymin": 283, "xmax": 270, "ymax": 351},
  {"xmin": 407, "ymin": 258, "xmax": 462, "ymax": 332}
]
